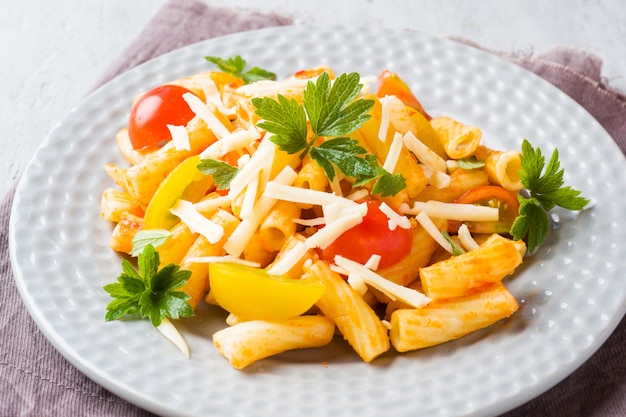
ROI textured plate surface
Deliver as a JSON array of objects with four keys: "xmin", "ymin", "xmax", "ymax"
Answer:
[{"xmin": 9, "ymin": 26, "xmax": 626, "ymax": 417}]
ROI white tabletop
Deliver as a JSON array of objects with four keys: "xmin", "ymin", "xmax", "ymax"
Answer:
[{"xmin": 2, "ymin": 0, "xmax": 625, "ymax": 197}]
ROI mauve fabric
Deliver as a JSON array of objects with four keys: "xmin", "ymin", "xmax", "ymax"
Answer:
[{"xmin": 1, "ymin": 0, "xmax": 625, "ymax": 416}]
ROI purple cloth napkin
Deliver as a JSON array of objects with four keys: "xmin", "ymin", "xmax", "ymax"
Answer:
[{"xmin": 1, "ymin": 0, "xmax": 625, "ymax": 416}]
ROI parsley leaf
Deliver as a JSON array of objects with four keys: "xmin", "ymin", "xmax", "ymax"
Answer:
[
  {"xmin": 457, "ymin": 156, "xmax": 485, "ymax": 170},
  {"xmin": 510, "ymin": 139, "xmax": 590, "ymax": 253},
  {"xmin": 252, "ymin": 95, "xmax": 308, "ymax": 154},
  {"xmin": 309, "ymin": 137, "xmax": 374, "ymax": 181},
  {"xmin": 104, "ymin": 245, "xmax": 194, "ymax": 327},
  {"xmin": 353, "ymin": 154, "xmax": 407, "ymax": 197},
  {"xmin": 197, "ymin": 158, "xmax": 239, "ymax": 190},
  {"xmin": 205, "ymin": 55, "xmax": 276, "ymax": 84},
  {"xmin": 304, "ymin": 72, "xmax": 373, "ymax": 137},
  {"xmin": 510, "ymin": 196, "xmax": 550, "ymax": 254},
  {"xmin": 372, "ymin": 172, "xmax": 408, "ymax": 197},
  {"xmin": 252, "ymin": 71, "xmax": 406, "ymax": 196},
  {"xmin": 131, "ymin": 229, "xmax": 172, "ymax": 257}
]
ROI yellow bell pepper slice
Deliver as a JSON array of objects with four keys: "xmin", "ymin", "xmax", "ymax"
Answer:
[
  {"xmin": 143, "ymin": 155, "xmax": 213, "ymax": 230},
  {"xmin": 376, "ymin": 69, "xmax": 431, "ymax": 120},
  {"xmin": 208, "ymin": 262, "xmax": 325, "ymax": 320}
]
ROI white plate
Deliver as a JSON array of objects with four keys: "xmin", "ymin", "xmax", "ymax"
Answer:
[{"xmin": 9, "ymin": 26, "xmax": 626, "ymax": 417}]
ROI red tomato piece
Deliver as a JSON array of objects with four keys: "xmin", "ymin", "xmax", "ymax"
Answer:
[
  {"xmin": 450, "ymin": 185, "xmax": 520, "ymax": 235},
  {"xmin": 128, "ymin": 84, "xmax": 197, "ymax": 150},
  {"xmin": 318, "ymin": 200, "xmax": 413, "ymax": 269}
]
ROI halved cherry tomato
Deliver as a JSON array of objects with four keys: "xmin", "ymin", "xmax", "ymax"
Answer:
[
  {"xmin": 376, "ymin": 70, "xmax": 431, "ymax": 120},
  {"xmin": 128, "ymin": 84, "xmax": 197, "ymax": 149},
  {"xmin": 450, "ymin": 185, "xmax": 520, "ymax": 235},
  {"xmin": 317, "ymin": 200, "xmax": 413, "ymax": 269}
]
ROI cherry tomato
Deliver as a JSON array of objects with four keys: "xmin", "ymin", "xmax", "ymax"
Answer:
[
  {"xmin": 128, "ymin": 84, "xmax": 197, "ymax": 149},
  {"xmin": 318, "ymin": 200, "xmax": 414, "ymax": 269},
  {"xmin": 376, "ymin": 70, "xmax": 431, "ymax": 120},
  {"xmin": 450, "ymin": 185, "xmax": 520, "ymax": 235}
]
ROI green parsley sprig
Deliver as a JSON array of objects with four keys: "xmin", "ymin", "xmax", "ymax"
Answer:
[
  {"xmin": 103, "ymin": 245, "xmax": 194, "ymax": 327},
  {"xmin": 197, "ymin": 158, "xmax": 239, "ymax": 190},
  {"xmin": 252, "ymin": 72, "xmax": 406, "ymax": 197},
  {"xmin": 510, "ymin": 139, "xmax": 590, "ymax": 253},
  {"xmin": 205, "ymin": 55, "xmax": 276, "ymax": 84}
]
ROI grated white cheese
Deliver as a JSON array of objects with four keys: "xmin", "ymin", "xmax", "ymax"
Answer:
[
  {"xmin": 239, "ymin": 174, "xmax": 259, "ymax": 220},
  {"xmin": 334, "ymin": 255, "xmax": 431, "ymax": 308},
  {"xmin": 414, "ymin": 211, "xmax": 454, "ymax": 254},
  {"xmin": 186, "ymin": 255, "xmax": 261, "ymax": 268},
  {"xmin": 304, "ymin": 209, "xmax": 365, "ymax": 250},
  {"xmin": 378, "ymin": 202, "xmax": 411, "ymax": 231},
  {"xmin": 328, "ymin": 169, "xmax": 345, "ymax": 197},
  {"xmin": 377, "ymin": 95, "xmax": 404, "ymax": 142},
  {"xmin": 224, "ymin": 166, "xmax": 298, "ymax": 257},
  {"xmin": 170, "ymin": 200, "xmax": 224, "ymax": 244},
  {"xmin": 183, "ymin": 92, "xmax": 230, "ymax": 139},
  {"xmin": 457, "ymin": 224, "xmax": 480, "ymax": 252},
  {"xmin": 167, "ymin": 124, "xmax": 191, "ymax": 151},
  {"xmin": 263, "ymin": 182, "xmax": 359, "ymax": 209},
  {"xmin": 322, "ymin": 201, "xmax": 343, "ymax": 225},
  {"xmin": 429, "ymin": 170, "xmax": 451, "ymax": 189},
  {"xmin": 382, "ymin": 131, "xmax": 404, "ymax": 173},
  {"xmin": 201, "ymin": 78, "xmax": 236, "ymax": 116},
  {"xmin": 265, "ymin": 240, "xmax": 309, "ymax": 276},
  {"xmin": 364, "ymin": 254, "xmax": 381, "ymax": 270},
  {"xmin": 346, "ymin": 188, "xmax": 369, "ymax": 201},
  {"xmin": 237, "ymin": 153, "xmax": 251, "ymax": 168},
  {"xmin": 228, "ymin": 140, "xmax": 275, "ymax": 199},
  {"xmin": 193, "ymin": 195, "xmax": 232, "ymax": 214},
  {"xmin": 347, "ymin": 272, "xmax": 368, "ymax": 296},
  {"xmin": 156, "ymin": 317, "xmax": 190, "ymax": 358},
  {"xmin": 236, "ymin": 78, "xmax": 310, "ymax": 98},
  {"xmin": 292, "ymin": 217, "xmax": 326, "ymax": 227},
  {"xmin": 199, "ymin": 128, "xmax": 261, "ymax": 160},
  {"xmin": 402, "ymin": 130, "xmax": 448, "ymax": 173},
  {"xmin": 400, "ymin": 200, "xmax": 499, "ymax": 222}
]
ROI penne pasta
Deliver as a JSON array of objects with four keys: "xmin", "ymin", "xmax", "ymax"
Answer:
[
  {"xmin": 419, "ymin": 234, "xmax": 525, "ymax": 301},
  {"xmin": 475, "ymin": 145, "xmax": 524, "ymax": 192},
  {"xmin": 213, "ymin": 315, "xmax": 335, "ymax": 369},
  {"xmin": 390, "ymin": 282, "xmax": 519, "ymax": 352},
  {"xmin": 307, "ymin": 260, "xmax": 390, "ymax": 362},
  {"xmin": 430, "ymin": 116, "xmax": 482, "ymax": 159},
  {"xmin": 259, "ymin": 200, "xmax": 302, "ymax": 252},
  {"xmin": 100, "ymin": 188, "xmax": 143, "ymax": 222}
]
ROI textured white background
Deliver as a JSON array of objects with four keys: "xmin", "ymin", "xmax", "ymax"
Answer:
[{"xmin": 1, "ymin": 0, "xmax": 625, "ymax": 196}]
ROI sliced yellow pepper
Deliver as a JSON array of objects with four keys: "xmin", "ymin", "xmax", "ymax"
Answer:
[
  {"xmin": 208, "ymin": 262, "xmax": 325, "ymax": 320},
  {"xmin": 143, "ymin": 155, "xmax": 213, "ymax": 230},
  {"xmin": 376, "ymin": 69, "xmax": 431, "ymax": 119}
]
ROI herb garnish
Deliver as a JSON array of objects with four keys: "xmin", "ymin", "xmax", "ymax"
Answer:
[
  {"xmin": 510, "ymin": 139, "xmax": 590, "ymax": 253},
  {"xmin": 197, "ymin": 158, "xmax": 239, "ymax": 190},
  {"xmin": 457, "ymin": 156, "xmax": 485, "ymax": 170},
  {"xmin": 205, "ymin": 55, "xmax": 276, "ymax": 84},
  {"xmin": 130, "ymin": 229, "xmax": 172, "ymax": 257},
  {"xmin": 104, "ymin": 245, "xmax": 194, "ymax": 327},
  {"xmin": 252, "ymin": 72, "xmax": 406, "ymax": 196}
]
